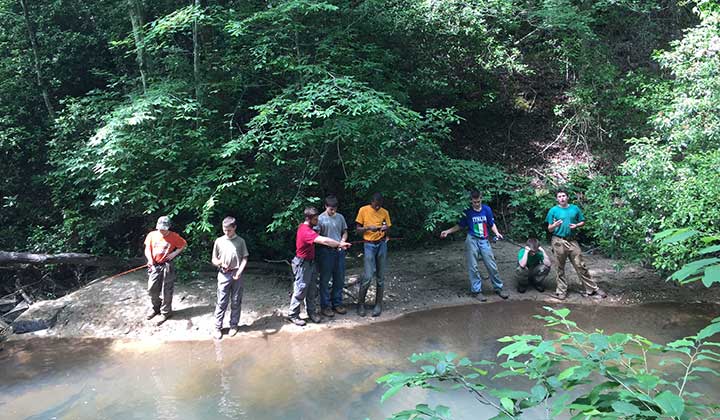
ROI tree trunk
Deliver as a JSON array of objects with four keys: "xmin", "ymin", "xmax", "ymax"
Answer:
[
  {"xmin": 128, "ymin": 0, "xmax": 148, "ymax": 94},
  {"xmin": 18, "ymin": 0, "xmax": 54, "ymax": 119},
  {"xmin": 193, "ymin": 0, "xmax": 201, "ymax": 102}
]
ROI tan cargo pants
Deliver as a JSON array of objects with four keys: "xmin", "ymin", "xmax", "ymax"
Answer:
[{"xmin": 551, "ymin": 236, "xmax": 598, "ymax": 295}]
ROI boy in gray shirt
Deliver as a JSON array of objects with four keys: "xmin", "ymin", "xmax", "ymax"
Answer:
[
  {"xmin": 316, "ymin": 195, "xmax": 349, "ymax": 317},
  {"xmin": 211, "ymin": 216, "xmax": 249, "ymax": 339}
]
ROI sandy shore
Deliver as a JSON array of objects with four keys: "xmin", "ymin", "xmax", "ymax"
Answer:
[{"xmin": 8, "ymin": 239, "xmax": 718, "ymax": 341}]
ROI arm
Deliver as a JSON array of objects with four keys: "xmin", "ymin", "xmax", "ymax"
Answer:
[
  {"xmin": 314, "ymin": 235, "xmax": 351, "ymax": 249},
  {"xmin": 569, "ymin": 221, "xmax": 585, "ymax": 230},
  {"xmin": 491, "ymin": 224, "xmax": 503, "ymax": 239},
  {"xmin": 540, "ymin": 248, "xmax": 552, "ymax": 267},
  {"xmin": 548, "ymin": 219, "xmax": 563, "ymax": 233},
  {"xmin": 166, "ymin": 245, "xmax": 184, "ymax": 262},
  {"xmin": 518, "ymin": 248, "xmax": 530, "ymax": 269},
  {"xmin": 440, "ymin": 225, "xmax": 461, "ymax": 238},
  {"xmin": 341, "ymin": 228, "xmax": 348, "ymax": 243},
  {"xmin": 233, "ymin": 257, "xmax": 248, "ymax": 280},
  {"xmin": 356, "ymin": 223, "xmax": 379, "ymax": 234},
  {"xmin": 211, "ymin": 242, "xmax": 222, "ymax": 268},
  {"xmin": 144, "ymin": 243, "xmax": 154, "ymax": 267}
]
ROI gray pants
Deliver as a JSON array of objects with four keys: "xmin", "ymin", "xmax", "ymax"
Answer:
[
  {"xmin": 148, "ymin": 262, "xmax": 175, "ymax": 315},
  {"xmin": 289, "ymin": 257, "xmax": 317, "ymax": 318},
  {"xmin": 514, "ymin": 264, "xmax": 549, "ymax": 288},
  {"xmin": 214, "ymin": 270, "xmax": 244, "ymax": 330}
]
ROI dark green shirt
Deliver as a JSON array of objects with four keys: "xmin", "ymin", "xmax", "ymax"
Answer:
[{"xmin": 517, "ymin": 248, "xmax": 544, "ymax": 268}]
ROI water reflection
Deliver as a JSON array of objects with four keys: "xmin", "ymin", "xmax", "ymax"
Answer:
[{"xmin": 1, "ymin": 301, "xmax": 718, "ymax": 419}]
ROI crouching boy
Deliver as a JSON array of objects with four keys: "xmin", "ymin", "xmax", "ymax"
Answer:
[
  {"xmin": 515, "ymin": 238, "xmax": 551, "ymax": 293},
  {"xmin": 211, "ymin": 216, "xmax": 249, "ymax": 339}
]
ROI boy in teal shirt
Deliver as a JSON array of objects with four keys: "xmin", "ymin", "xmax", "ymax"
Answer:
[{"xmin": 546, "ymin": 189, "xmax": 606, "ymax": 300}]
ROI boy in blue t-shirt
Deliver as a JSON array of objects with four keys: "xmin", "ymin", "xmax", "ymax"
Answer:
[{"xmin": 441, "ymin": 190, "xmax": 508, "ymax": 301}]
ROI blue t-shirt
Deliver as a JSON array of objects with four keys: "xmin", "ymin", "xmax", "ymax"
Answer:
[
  {"xmin": 546, "ymin": 204, "xmax": 585, "ymax": 238},
  {"xmin": 458, "ymin": 205, "xmax": 495, "ymax": 239}
]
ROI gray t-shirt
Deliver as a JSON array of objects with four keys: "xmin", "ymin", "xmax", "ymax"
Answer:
[
  {"xmin": 212, "ymin": 235, "xmax": 249, "ymax": 270},
  {"xmin": 317, "ymin": 211, "xmax": 348, "ymax": 242}
]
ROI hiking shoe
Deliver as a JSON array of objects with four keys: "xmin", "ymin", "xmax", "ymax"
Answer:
[
  {"xmin": 288, "ymin": 316, "xmax": 306, "ymax": 326},
  {"xmin": 321, "ymin": 307, "xmax": 335, "ymax": 317},
  {"xmin": 212, "ymin": 329, "xmax": 223, "ymax": 340},
  {"xmin": 552, "ymin": 292, "xmax": 567, "ymax": 300},
  {"xmin": 155, "ymin": 314, "xmax": 170, "ymax": 326},
  {"xmin": 472, "ymin": 292, "xmax": 487, "ymax": 302},
  {"xmin": 533, "ymin": 283, "xmax": 546, "ymax": 293},
  {"xmin": 517, "ymin": 286, "xmax": 527, "ymax": 294},
  {"xmin": 308, "ymin": 312, "xmax": 322, "ymax": 324},
  {"xmin": 228, "ymin": 327, "xmax": 239, "ymax": 337},
  {"xmin": 333, "ymin": 305, "xmax": 347, "ymax": 315},
  {"xmin": 583, "ymin": 288, "xmax": 608, "ymax": 299},
  {"xmin": 146, "ymin": 309, "xmax": 160, "ymax": 320},
  {"xmin": 496, "ymin": 289, "xmax": 509, "ymax": 299}
]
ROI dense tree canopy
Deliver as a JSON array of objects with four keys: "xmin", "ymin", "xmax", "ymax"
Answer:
[{"xmin": 0, "ymin": 0, "xmax": 717, "ymax": 272}]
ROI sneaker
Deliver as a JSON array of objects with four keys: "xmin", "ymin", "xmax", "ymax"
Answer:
[
  {"xmin": 308, "ymin": 312, "xmax": 322, "ymax": 324},
  {"xmin": 212, "ymin": 329, "xmax": 223, "ymax": 339},
  {"xmin": 288, "ymin": 316, "xmax": 306, "ymax": 326},
  {"xmin": 583, "ymin": 288, "xmax": 608, "ymax": 298},
  {"xmin": 155, "ymin": 314, "xmax": 170, "ymax": 326},
  {"xmin": 517, "ymin": 286, "xmax": 527, "ymax": 294},
  {"xmin": 496, "ymin": 289, "xmax": 509, "ymax": 299},
  {"xmin": 333, "ymin": 305, "xmax": 347, "ymax": 315},
  {"xmin": 471, "ymin": 292, "xmax": 487, "ymax": 302},
  {"xmin": 228, "ymin": 327, "xmax": 239, "ymax": 337},
  {"xmin": 146, "ymin": 309, "xmax": 159, "ymax": 320},
  {"xmin": 552, "ymin": 292, "xmax": 567, "ymax": 300},
  {"xmin": 321, "ymin": 307, "xmax": 335, "ymax": 317},
  {"xmin": 533, "ymin": 283, "xmax": 545, "ymax": 293}
]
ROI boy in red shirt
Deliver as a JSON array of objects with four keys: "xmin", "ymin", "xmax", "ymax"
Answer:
[
  {"xmin": 288, "ymin": 207, "xmax": 351, "ymax": 326},
  {"xmin": 144, "ymin": 216, "xmax": 186, "ymax": 325}
]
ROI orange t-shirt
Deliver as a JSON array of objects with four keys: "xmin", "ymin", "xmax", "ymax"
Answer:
[
  {"xmin": 355, "ymin": 205, "xmax": 392, "ymax": 241},
  {"xmin": 144, "ymin": 231, "xmax": 187, "ymax": 264}
]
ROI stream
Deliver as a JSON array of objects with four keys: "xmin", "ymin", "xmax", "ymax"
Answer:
[{"xmin": 1, "ymin": 301, "xmax": 718, "ymax": 419}]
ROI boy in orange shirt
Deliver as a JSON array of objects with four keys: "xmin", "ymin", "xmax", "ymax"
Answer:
[
  {"xmin": 355, "ymin": 192, "xmax": 391, "ymax": 317},
  {"xmin": 144, "ymin": 216, "xmax": 186, "ymax": 325}
]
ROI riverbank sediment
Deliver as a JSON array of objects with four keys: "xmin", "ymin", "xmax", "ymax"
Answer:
[{"xmin": 7, "ymin": 239, "xmax": 718, "ymax": 341}]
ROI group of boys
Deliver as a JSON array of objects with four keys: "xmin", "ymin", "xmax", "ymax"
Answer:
[
  {"xmin": 141, "ymin": 189, "xmax": 604, "ymax": 338},
  {"xmin": 441, "ymin": 188, "xmax": 606, "ymax": 301}
]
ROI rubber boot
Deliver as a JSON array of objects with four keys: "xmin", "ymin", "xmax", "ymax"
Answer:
[
  {"xmin": 372, "ymin": 286, "xmax": 384, "ymax": 317},
  {"xmin": 357, "ymin": 283, "xmax": 369, "ymax": 317}
]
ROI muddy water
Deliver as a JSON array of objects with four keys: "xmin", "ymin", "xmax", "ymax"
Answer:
[{"xmin": 1, "ymin": 301, "xmax": 718, "ymax": 420}]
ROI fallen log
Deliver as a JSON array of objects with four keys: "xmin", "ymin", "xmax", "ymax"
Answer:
[
  {"xmin": 0, "ymin": 252, "xmax": 140, "ymax": 267},
  {"xmin": 0, "ymin": 251, "xmax": 100, "ymax": 266}
]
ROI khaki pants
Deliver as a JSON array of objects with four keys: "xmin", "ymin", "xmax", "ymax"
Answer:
[{"xmin": 551, "ymin": 236, "xmax": 598, "ymax": 295}]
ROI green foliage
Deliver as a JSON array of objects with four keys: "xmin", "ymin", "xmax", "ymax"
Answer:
[
  {"xmin": 655, "ymin": 229, "xmax": 720, "ymax": 287},
  {"xmin": 0, "ymin": 0, "xmax": 707, "ymax": 264},
  {"xmin": 378, "ymin": 307, "xmax": 720, "ymax": 419},
  {"xmin": 583, "ymin": 5, "xmax": 720, "ymax": 270}
]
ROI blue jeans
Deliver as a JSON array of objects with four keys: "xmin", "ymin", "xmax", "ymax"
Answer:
[
  {"xmin": 362, "ymin": 241, "xmax": 387, "ymax": 288},
  {"xmin": 465, "ymin": 235, "xmax": 504, "ymax": 293},
  {"xmin": 317, "ymin": 247, "xmax": 346, "ymax": 308}
]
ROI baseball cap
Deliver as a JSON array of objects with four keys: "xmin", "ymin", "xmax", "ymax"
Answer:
[{"xmin": 156, "ymin": 216, "xmax": 171, "ymax": 230}]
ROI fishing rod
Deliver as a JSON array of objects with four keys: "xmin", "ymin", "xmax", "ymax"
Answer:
[{"xmin": 106, "ymin": 264, "xmax": 147, "ymax": 282}]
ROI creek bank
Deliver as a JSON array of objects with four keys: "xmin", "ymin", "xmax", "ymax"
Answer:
[{"xmin": 6, "ymin": 240, "xmax": 719, "ymax": 341}]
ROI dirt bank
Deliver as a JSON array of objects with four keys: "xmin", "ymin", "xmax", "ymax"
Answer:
[{"xmin": 7, "ymin": 239, "xmax": 719, "ymax": 341}]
